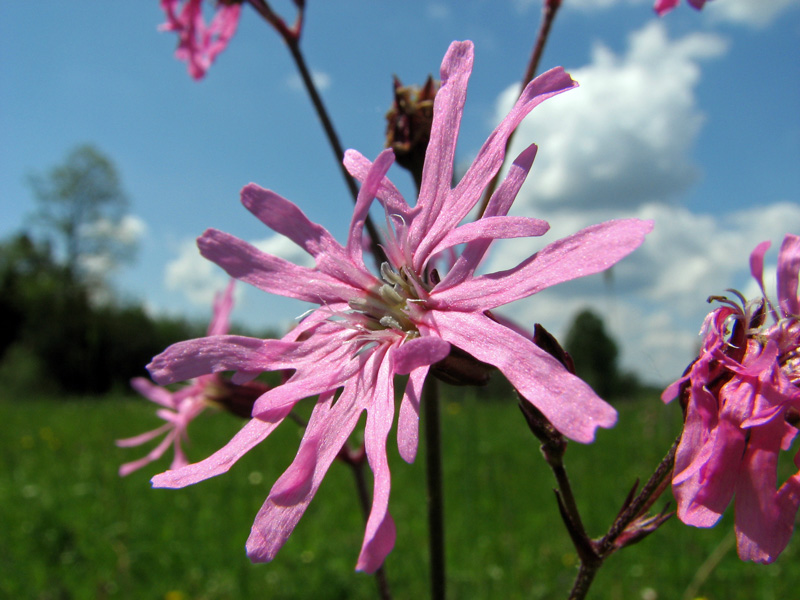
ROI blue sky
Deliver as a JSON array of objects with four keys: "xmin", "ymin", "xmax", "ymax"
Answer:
[{"xmin": 2, "ymin": 0, "xmax": 799, "ymax": 384}]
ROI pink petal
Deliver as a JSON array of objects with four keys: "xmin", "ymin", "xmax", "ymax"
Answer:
[
  {"xmin": 437, "ymin": 145, "xmax": 541, "ymax": 289},
  {"xmin": 343, "ymin": 150, "xmax": 412, "ymax": 219},
  {"xmin": 119, "ymin": 429, "xmax": 178, "ymax": 477},
  {"xmin": 151, "ymin": 413, "xmax": 290, "ymax": 488},
  {"xmin": 346, "ymin": 149, "xmax": 396, "ymax": 267},
  {"xmin": 116, "ymin": 422, "xmax": 173, "ymax": 449},
  {"xmin": 654, "ymin": 0, "xmax": 680, "ymax": 16},
  {"xmin": 130, "ymin": 377, "xmax": 176, "ymax": 408},
  {"xmin": 413, "ymin": 67, "xmax": 577, "ymax": 271},
  {"xmin": 147, "ymin": 335, "xmax": 284, "ymax": 385},
  {"xmin": 245, "ymin": 363, "xmax": 373, "ymax": 563},
  {"xmin": 251, "ymin": 333, "xmax": 364, "ymax": 417},
  {"xmin": 240, "ymin": 185, "xmax": 376, "ymax": 291},
  {"xmin": 408, "ymin": 41, "xmax": 474, "ymax": 251},
  {"xmin": 397, "ymin": 367, "xmax": 427, "ymax": 464},
  {"xmin": 357, "ymin": 353, "xmax": 397, "ymax": 572},
  {"xmin": 392, "ymin": 336, "xmax": 450, "ymax": 375},
  {"xmin": 777, "ymin": 234, "xmax": 800, "ymax": 317},
  {"xmin": 427, "ymin": 310, "xmax": 617, "ymax": 443},
  {"xmin": 685, "ymin": 419, "xmax": 745, "ymax": 524},
  {"xmin": 205, "ymin": 4, "xmax": 241, "ymax": 62},
  {"xmin": 198, "ymin": 228, "xmax": 358, "ymax": 304},
  {"xmin": 206, "ymin": 279, "xmax": 235, "ymax": 336},
  {"xmin": 735, "ymin": 419, "xmax": 800, "ymax": 563},
  {"xmin": 427, "ymin": 216, "xmax": 549, "ymax": 259},
  {"xmin": 431, "ymin": 219, "xmax": 653, "ymax": 311}
]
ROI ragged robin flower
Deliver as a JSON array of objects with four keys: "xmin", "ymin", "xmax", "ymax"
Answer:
[
  {"xmin": 147, "ymin": 40, "xmax": 653, "ymax": 572},
  {"xmin": 159, "ymin": 0, "xmax": 242, "ymax": 80},
  {"xmin": 654, "ymin": 0, "xmax": 711, "ymax": 17},
  {"xmin": 663, "ymin": 234, "xmax": 800, "ymax": 563},
  {"xmin": 117, "ymin": 280, "xmax": 267, "ymax": 475}
]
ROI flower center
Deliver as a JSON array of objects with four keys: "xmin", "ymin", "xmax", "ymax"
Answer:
[{"xmin": 342, "ymin": 262, "xmax": 428, "ymax": 345}]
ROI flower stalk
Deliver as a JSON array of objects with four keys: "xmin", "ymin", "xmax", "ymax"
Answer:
[
  {"xmin": 478, "ymin": 0, "xmax": 564, "ymax": 217},
  {"xmin": 423, "ymin": 376, "xmax": 446, "ymax": 599},
  {"xmin": 247, "ymin": 0, "xmax": 386, "ymax": 268},
  {"xmin": 521, "ymin": 324, "xmax": 677, "ymax": 600}
]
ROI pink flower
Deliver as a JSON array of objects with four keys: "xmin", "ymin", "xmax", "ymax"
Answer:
[
  {"xmin": 147, "ymin": 40, "xmax": 653, "ymax": 571},
  {"xmin": 654, "ymin": 0, "xmax": 710, "ymax": 17},
  {"xmin": 664, "ymin": 234, "xmax": 800, "ymax": 563},
  {"xmin": 159, "ymin": 0, "xmax": 242, "ymax": 80},
  {"xmin": 116, "ymin": 280, "xmax": 236, "ymax": 476}
]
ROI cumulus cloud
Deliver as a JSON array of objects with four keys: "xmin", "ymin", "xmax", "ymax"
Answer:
[
  {"xmin": 706, "ymin": 0, "xmax": 800, "ymax": 28},
  {"xmin": 516, "ymin": 0, "xmax": 798, "ymax": 26},
  {"xmin": 163, "ymin": 233, "xmax": 315, "ymax": 329},
  {"xmin": 287, "ymin": 69, "xmax": 332, "ymax": 92},
  {"xmin": 497, "ymin": 21, "xmax": 727, "ymax": 211},
  {"xmin": 251, "ymin": 234, "xmax": 315, "ymax": 268},
  {"xmin": 426, "ymin": 3, "xmax": 451, "ymax": 19},
  {"xmin": 165, "ymin": 239, "xmax": 229, "ymax": 307},
  {"xmin": 490, "ymin": 201, "xmax": 800, "ymax": 384},
  {"xmin": 78, "ymin": 214, "xmax": 147, "ymax": 281},
  {"xmin": 82, "ymin": 214, "xmax": 147, "ymax": 245},
  {"xmin": 480, "ymin": 22, "xmax": 797, "ymax": 385}
]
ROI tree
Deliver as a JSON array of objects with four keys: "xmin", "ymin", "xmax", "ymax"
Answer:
[
  {"xmin": 28, "ymin": 144, "xmax": 135, "ymax": 283},
  {"xmin": 0, "ymin": 232, "xmax": 202, "ymax": 396},
  {"xmin": 564, "ymin": 309, "xmax": 626, "ymax": 400}
]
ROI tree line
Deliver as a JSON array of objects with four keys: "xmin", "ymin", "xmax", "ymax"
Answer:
[
  {"xmin": 0, "ymin": 145, "xmax": 202, "ymax": 396},
  {"xmin": 2, "ymin": 144, "xmax": 646, "ymax": 400}
]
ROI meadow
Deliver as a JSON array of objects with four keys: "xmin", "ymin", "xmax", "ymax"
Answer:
[{"xmin": 2, "ymin": 388, "xmax": 798, "ymax": 600}]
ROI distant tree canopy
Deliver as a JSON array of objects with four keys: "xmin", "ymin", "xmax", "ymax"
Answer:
[
  {"xmin": 28, "ymin": 144, "xmax": 136, "ymax": 285},
  {"xmin": 564, "ymin": 309, "xmax": 641, "ymax": 400},
  {"xmin": 0, "ymin": 232, "xmax": 201, "ymax": 397}
]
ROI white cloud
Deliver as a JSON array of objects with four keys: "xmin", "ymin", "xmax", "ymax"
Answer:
[
  {"xmin": 78, "ymin": 214, "xmax": 147, "ymax": 281},
  {"xmin": 287, "ymin": 69, "xmax": 332, "ymax": 93},
  {"xmin": 164, "ymin": 239, "xmax": 228, "ymax": 307},
  {"xmin": 497, "ymin": 21, "xmax": 727, "ymax": 211},
  {"xmin": 162, "ymin": 234, "xmax": 315, "ymax": 330},
  {"xmin": 251, "ymin": 234, "xmax": 315, "ymax": 268},
  {"xmin": 426, "ymin": 3, "xmax": 451, "ymax": 19},
  {"xmin": 82, "ymin": 214, "xmax": 147, "ymax": 245},
  {"xmin": 479, "ymin": 22, "xmax": 798, "ymax": 386},
  {"xmin": 706, "ymin": 0, "xmax": 800, "ymax": 28},
  {"xmin": 488, "ymin": 201, "xmax": 800, "ymax": 386},
  {"xmin": 516, "ymin": 0, "xmax": 800, "ymax": 25}
]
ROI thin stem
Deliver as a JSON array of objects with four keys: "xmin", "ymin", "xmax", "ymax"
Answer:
[
  {"xmin": 283, "ymin": 40, "xmax": 387, "ymax": 269},
  {"xmin": 477, "ymin": 0, "xmax": 563, "ymax": 217},
  {"xmin": 247, "ymin": 0, "xmax": 387, "ymax": 270},
  {"xmin": 596, "ymin": 435, "xmax": 679, "ymax": 555},
  {"xmin": 565, "ymin": 435, "xmax": 680, "ymax": 600},
  {"xmin": 423, "ymin": 377, "xmax": 446, "ymax": 600},
  {"xmin": 568, "ymin": 563, "xmax": 599, "ymax": 600}
]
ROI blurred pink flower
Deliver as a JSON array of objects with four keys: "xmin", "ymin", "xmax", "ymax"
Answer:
[
  {"xmin": 159, "ymin": 0, "xmax": 242, "ymax": 80},
  {"xmin": 664, "ymin": 234, "xmax": 800, "ymax": 563},
  {"xmin": 147, "ymin": 40, "xmax": 653, "ymax": 571},
  {"xmin": 116, "ymin": 280, "xmax": 236, "ymax": 475},
  {"xmin": 654, "ymin": 0, "xmax": 710, "ymax": 17}
]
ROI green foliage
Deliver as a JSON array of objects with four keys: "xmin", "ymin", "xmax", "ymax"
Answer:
[
  {"xmin": 1, "ymin": 393, "xmax": 796, "ymax": 599},
  {"xmin": 0, "ymin": 232, "xmax": 202, "ymax": 396}
]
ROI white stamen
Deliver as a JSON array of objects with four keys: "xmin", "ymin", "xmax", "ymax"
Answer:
[
  {"xmin": 379, "ymin": 283, "xmax": 405, "ymax": 305},
  {"xmin": 379, "ymin": 315, "xmax": 404, "ymax": 331}
]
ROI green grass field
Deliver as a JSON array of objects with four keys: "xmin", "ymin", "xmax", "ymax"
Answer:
[{"xmin": 2, "ymin": 389, "xmax": 798, "ymax": 599}]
